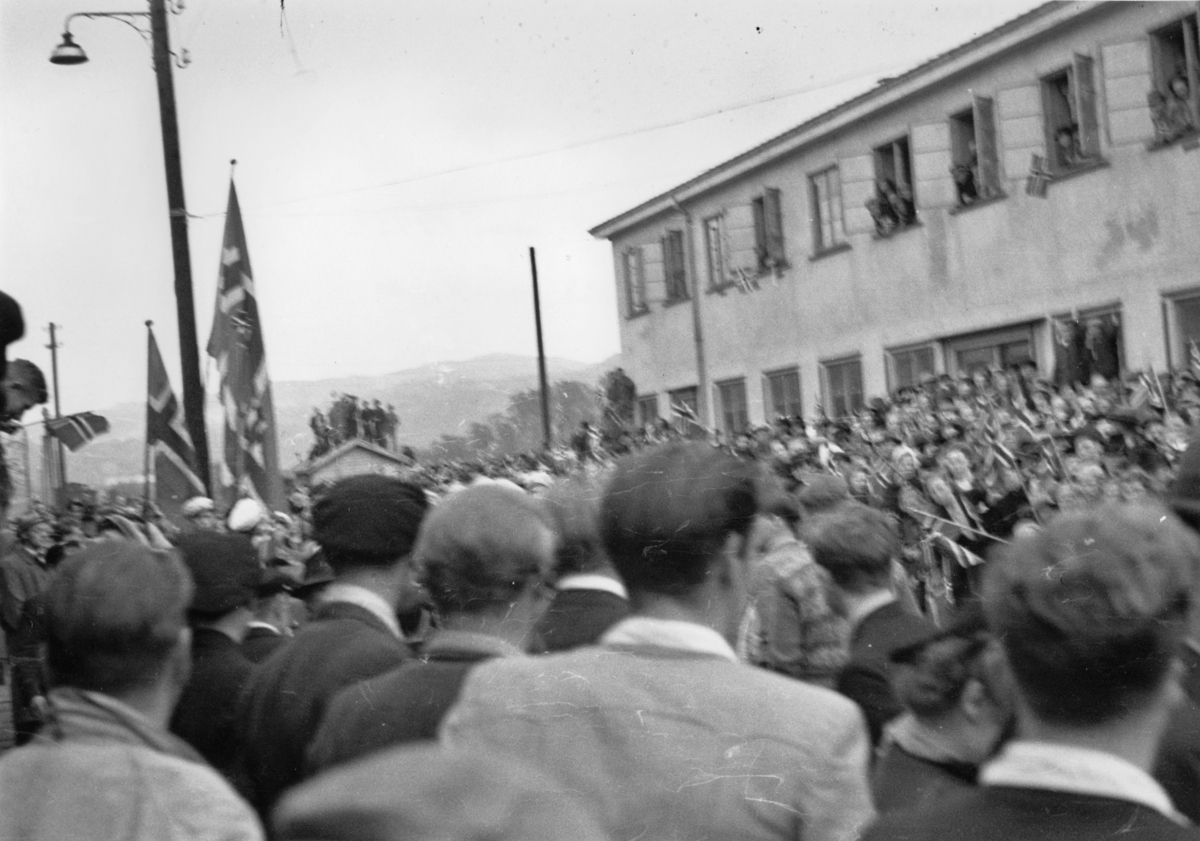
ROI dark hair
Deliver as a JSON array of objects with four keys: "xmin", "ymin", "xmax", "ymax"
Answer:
[
  {"xmin": 415, "ymin": 485, "xmax": 554, "ymax": 615},
  {"xmin": 5, "ymin": 359, "xmax": 47, "ymax": 404},
  {"xmin": 892, "ymin": 631, "xmax": 1004, "ymax": 720},
  {"xmin": 600, "ymin": 443, "xmax": 757, "ymax": 597},
  {"xmin": 542, "ymin": 478, "xmax": 611, "ymax": 578},
  {"xmin": 805, "ymin": 502, "xmax": 898, "ymax": 593},
  {"xmin": 985, "ymin": 504, "xmax": 1196, "ymax": 726},
  {"xmin": 45, "ymin": 542, "xmax": 193, "ymax": 695}
]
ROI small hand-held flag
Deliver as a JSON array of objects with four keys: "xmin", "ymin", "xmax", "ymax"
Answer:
[
  {"xmin": 146, "ymin": 322, "xmax": 205, "ymax": 517},
  {"xmin": 1025, "ymin": 154, "xmax": 1050, "ymax": 198},
  {"xmin": 45, "ymin": 412, "xmax": 109, "ymax": 452},
  {"xmin": 207, "ymin": 176, "xmax": 284, "ymax": 509}
]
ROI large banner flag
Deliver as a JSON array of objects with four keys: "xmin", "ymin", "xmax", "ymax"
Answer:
[
  {"xmin": 147, "ymin": 324, "xmax": 205, "ymax": 517},
  {"xmin": 45, "ymin": 412, "xmax": 109, "ymax": 452},
  {"xmin": 207, "ymin": 180, "xmax": 284, "ymax": 509}
]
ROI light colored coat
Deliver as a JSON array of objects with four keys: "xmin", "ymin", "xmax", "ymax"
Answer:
[{"xmin": 442, "ymin": 621, "xmax": 874, "ymax": 841}]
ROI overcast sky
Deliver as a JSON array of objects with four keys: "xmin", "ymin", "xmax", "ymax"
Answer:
[{"xmin": 1, "ymin": 0, "xmax": 1047, "ymax": 415}]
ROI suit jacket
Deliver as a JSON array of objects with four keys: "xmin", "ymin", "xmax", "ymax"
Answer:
[
  {"xmin": 237, "ymin": 601, "xmax": 412, "ymax": 817},
  {"xmin": 1154, "ymin": 644, "xmax": 1200, "ymax": 823},
  {"xmin": 242, "ymin": 626, "xmax": 287, "ymax": 665},
  {"xmin": 863, "ymin": 785, "xmax": 1194, "ymax": 841},
  {"xmin": 837, "ymin": 600, "xmax": 934, "ymax": 746},
  {"xmin": 170, "ymin": 627, "xmax": 254, "ymax": 786},
  {"xmin": 442, "ymin": 637, "xmax": 874, "ymax": 841},
  {"xmin": 532, "ymin": 587, "xmax": 629, "ymax": 653},
  {"xmin": 871, "ymin": 741, "xmax": 977, "ymax": 816},
  {"xmin": 308, "ymin": 635, "xmax": 505, "ymax": 774}
]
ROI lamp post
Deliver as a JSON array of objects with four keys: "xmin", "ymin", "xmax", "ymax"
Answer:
[{"xmin": 49, "ymin": 0, "xmax": 211, "ymax": 494}]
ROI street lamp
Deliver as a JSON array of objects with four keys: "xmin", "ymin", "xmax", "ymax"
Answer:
[{"xmin": 48, "ymin": 0, "xmax": 211, "ymax": 494}]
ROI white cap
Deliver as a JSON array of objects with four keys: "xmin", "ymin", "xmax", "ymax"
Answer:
[
  {"xmin": 228, "ymin": 497, "xmax": 267, "ymax": 533},
  {"xmin": 181, "ymin": 496, "xmax": 215, "ymax": 518}
]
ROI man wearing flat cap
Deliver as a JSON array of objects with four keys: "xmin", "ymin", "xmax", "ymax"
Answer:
[
  {"xmin": 238, "ymin": 474, "xmax": 429, "ymax": 817},
  {"xmin": 170, "ymin": 531, "xmax": 263, "ymax": 786}
]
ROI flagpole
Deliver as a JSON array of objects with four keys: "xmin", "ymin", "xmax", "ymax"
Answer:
[
  {"xmin": 143, "ymin": 321, "xmax": 154, "ymax": 517},
  {"xmin": 46, "ymin": 322, "xmax": 67, "ymax": 490},
  {"xmin": 529, "ymin": 247, "xmax": 552, "ymax": 451}
]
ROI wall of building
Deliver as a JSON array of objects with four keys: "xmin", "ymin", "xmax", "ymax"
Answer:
[{"xmin": 607, "ymin": 2, "xmax": 1200, "ymax": 429}]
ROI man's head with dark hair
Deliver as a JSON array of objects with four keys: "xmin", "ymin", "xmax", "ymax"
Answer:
[
  {"xmin": 600, "ymin": 443, "xmax": 757, "ymax": 599},
  {"xmin": 985, "ymin": 504, "xmax": 1197, "ymax": 728},
  {"xmin": 805, "ymin": 502, "xmax": 898, "ymax": 594},
  {"xmin": 45, "ymin": 541, "xmax": 193, "ymax": 698},
  {"xmin": 415, "ymin": 484, "xmax": 555, "ymax": 616},
  {"xmin": 1, "ymin": 358, "xmax": 47, "ymax": 422}
]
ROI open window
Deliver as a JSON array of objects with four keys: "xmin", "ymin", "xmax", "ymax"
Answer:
[
  {"xmin": 1040, "ymin": 56, "xmax": 1101, "ymax": 175},
  {"xmin": 949, "ymin": 95, "xmax": 1002, "ymax": 207},
  {"xmin": 809, "ymin": 166, "xmax": 846, "ymax": 253},
  {"xmin": 868, "ymin": 136, "xmax": 917, "ymax": 236},
  {"xmin": 1149, "ymin": 14, "xmax": 1200, "ymax": 146},
  {"xmin": 716, "ymin": 378, "xmax": 749, "ymax": 434},
  {"xmin": 751, "ymin": 188, "xmax": 786, "ymax": 272},
  {"xmin": 662, "ymin": 229, "xmax": 689, "ymax": 303},
  {"xmin": 1051, "ymin": 305, "xmax": 1123, "ymax": 386}
]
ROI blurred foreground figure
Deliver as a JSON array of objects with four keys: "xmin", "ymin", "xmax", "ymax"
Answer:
[
  {"xmin": 866, "ymin": 505, "xmax": 1199, "ymax": 841},
  {"xmin": 441, "ymin": 443, "xmax": 873, "ymax": 841},
  {"xmin": 0, "ymin": 542, "xmax": 262, "ymax": 841},
  {"xmin": 275, "ymin": 744, "xmax": 609, "ymax": 841},
  {"xmin": 308, "ymin": 484, "xmax": 555, "ymax": 770}
]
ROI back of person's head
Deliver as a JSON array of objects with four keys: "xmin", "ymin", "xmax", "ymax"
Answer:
[
  {"xmin": 415, "ymin": 484, "xmax": 555, "ymax": 615},
  {"xmin": 985, "ymin": 504, "xmax": 1197, "ymax": 727},
  {"xmin": 313, "ymin": 475, "xmax": 429, "ymax": 573},
  {"xmin": 541, "ymin": 477, "xmax": 611, "ymax": 579},
  {"xmin": 796, "ymin": 474, "xmax": 850, "ymax": 516},
  {"xmin": 805, "ymin": 502, "xmax": 898, "ymax": 593},
  {"xmin": 600, "ymin": 443, "xmax": 757, "ymax": 596},
  {"xmin": 45, "ymin": 541, "xmax": 193, "ymax": 696}
]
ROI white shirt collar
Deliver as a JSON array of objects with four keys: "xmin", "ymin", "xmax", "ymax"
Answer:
[
  {"xmin": 981, "ymin": 741, "xmax": 1186, "ymax": 824},
  {"xmin": 846, "ymin": 590, "xmax": 896, "ymax": 635},
  {"xmin": 600, "ymin": 616, "xmax": 738, "ymax": 662},
  {"xmin": 554, "ymin": 573, "xmax": 628, "ymax": 600},
  {"xmin": 246, "ymin": 620, "xmax": 281, "ymax": 634},
  {"xmin": 321, "ymin": 582, "xmax": 402, "ymax": 639}
]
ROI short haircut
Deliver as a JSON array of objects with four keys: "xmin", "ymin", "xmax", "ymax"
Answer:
[
  {"xmin": 599, "ymin": 443, "xmax": 757, "ymax": 597},
  {"xmin": 805, "ymin": 502, "xmax": 899, "ymax": 592},
  {"xmin": 985, "ymin": 504, "xmax": 1197, "ymax": 727},
  {"xmin": 415, "ymin": 485, "xmax": 555, "ymax": 615},
  {"xmin": 541, "ymin": 478, "xmax": 610, "ymax": 578},
  {"xmin": 893, "ymin": 629, "xmax": 1008, "ymax": 720},
  {"xmin": 5, "ymin": 359, "xmax": 47, "ymax": 405},
  {"xmin": 45, "ymin": 541, "xmax": 193, "ymax": 696}
]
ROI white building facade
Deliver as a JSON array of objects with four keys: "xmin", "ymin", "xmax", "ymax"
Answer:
[{"xmin": 591, "ymin": 2, "xmax": 1200, "ymax": 433}]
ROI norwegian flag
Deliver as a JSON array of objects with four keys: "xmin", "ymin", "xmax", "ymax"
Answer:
[
  {"xmin": 147, "ymin": 325, "xmax": 205, "ymax": 517},
  {"xmin": 45, "ymin": 412, "xmax": 109, "ymax": 452},
  {"xmin": 1025, "ymin": 154, "xmax": 1050, "ymax": 198},
  {"xmin": 206, "ymin": 180, "xmax": 284, "ymax": 509}
]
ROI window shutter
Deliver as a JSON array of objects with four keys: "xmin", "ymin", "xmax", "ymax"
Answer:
[
  {"xmin": 912, "ymin": 122, "xmax": 955, "ymax": 209},
  {"xmin": 763, "ymin": 188, "xmax": 786, "ymax": 264},
  {"xmin": 1185, "ymin": 13, "xmax": 1200, "ymax": 127},
  {"xmin": 997, "ymin": 85, "xmax": 1044, "ymax": 185},
  {"xmin": 642, "ymin": 240, "xmax": 666, "ymax": 306},
  {"xmin": 1073, "ymin": 53, "xmax": 1100, "ymax": 156},
  {"xmin": 972, "ymin": 94, "xmax": 1002, "ymax": 196},
  {"xmin": 724, "ymin": 204, "xmax": 759, "ymax": 280},
  {"xmin": 838, "ymin": 153, "xmax": 876, "ymax": 235},
  {"xmin": 1100, "ymin": 41, "xmax": 1152, "ymax": 146}
]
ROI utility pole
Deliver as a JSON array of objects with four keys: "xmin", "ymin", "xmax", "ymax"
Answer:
[
  {"xmin": 149, "ymin": 0, "xmax": 210, "ymax": 493},
  {"xmin": 529, "ymin": 247, "xmax": 553, "ymax": 451},
  {"xmin": 47, "ymin": 323, "xmax": 66, "ymax": 488}
]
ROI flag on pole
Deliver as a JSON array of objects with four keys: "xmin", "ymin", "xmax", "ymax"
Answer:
[
  {"xmin": 207, "ymin": 180, "xmax": 284, "ymax": 509},
  {"xmin": 1189, "ymin": 340, "xmax": 1200, "ymax": 380},
  {"xmin": 147, "ymin": 325, "xmax": 205, "ymax": 517},
  {"xmin": 1025, "ymin": 154, "xmax": 1050, "ymax": 198},
  {"xmin": 44, "ymin": 412, "xmax": 109, "ymax": 452}
]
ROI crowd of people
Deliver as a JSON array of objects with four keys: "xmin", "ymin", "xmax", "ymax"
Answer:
[{"xmin": 9, "ymin": 268, "xmax": 1200, "ymax": 837}]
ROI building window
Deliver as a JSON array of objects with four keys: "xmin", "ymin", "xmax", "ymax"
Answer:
[
  {"xmin": 636, "ymin": 395, "xmax": 659, "ymax": 427},
  {"xmin": 668, "ymin": 386, "xmax": 699, "ymax": 433},
  {"xmin": 821, "ymin": 358, "xmax": 864, "ymax": 418},
  {"xmin": 764, "ymin": 367, "xmax": 802, "ymax": 420},
  {"xmin": 946, "ymin": 325, "xmax": 1036, "ymax": 376},
  {"xmin": 623, "ymin": 247, "xmax": 646, "ymax": 316},
  {"xmin": 1149, "ymin": 15, "xmax": 1200, "ymax": 146},
  {"xmin": 716, "ymin": 378, "xmax": 749, "ymax": 435},
  {"xmin": 703, "ymin": 215, "xmax": 725, "ymax": 290},
  {"xmin": 1041, "ymin": 58, "xmax": 1100, "ymax": 174},
  {"xmin": 662, "ymin": 229, "xmax": 689, "ymax": 303},
  {"xmin": 889, "ymin": 345, "xmax": 936, "ymax": 391},
  {"xmin": 867, "ymin": 136, "xmax": 917, "ymax": 236},
  {"xmin": 810, "ymin": 167, "xmax": 846, "ymax": 252},
  {"xmin": 949, "ymin": 97, "xmax": 1002, "ymax": 206},
  {"xmin": 1172, "ymin": 296, "xmax": 1200, "ymax": 369},
  {"xmin": 751, "ymin": 188, "xmax": 786, "ymax": 272},
  {"xmin": 1051, "ymin": 308, "xmax": 1122, "ymax": 387}
]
